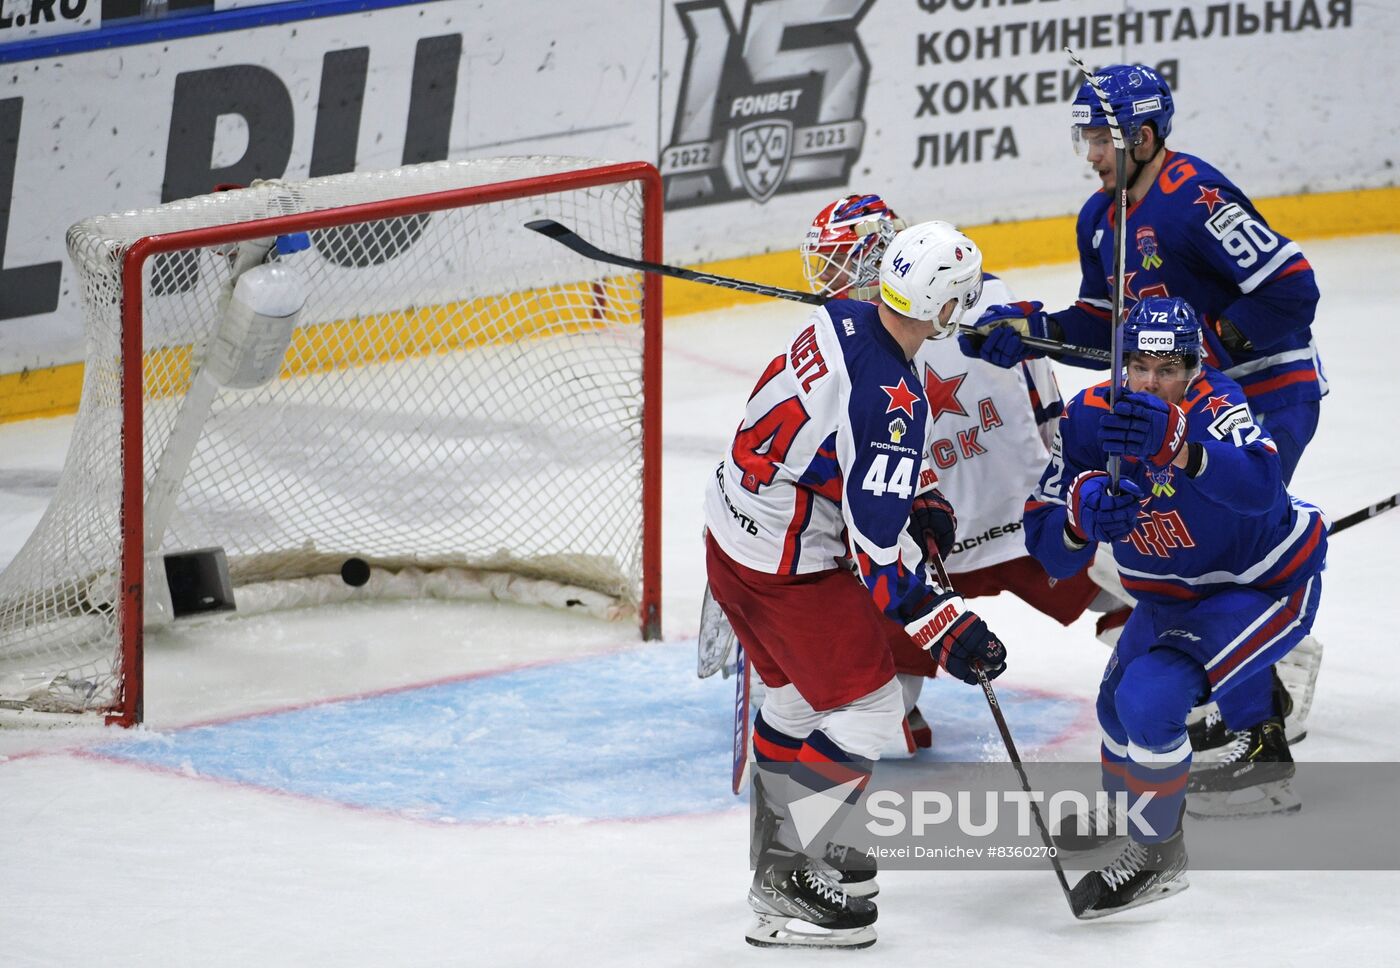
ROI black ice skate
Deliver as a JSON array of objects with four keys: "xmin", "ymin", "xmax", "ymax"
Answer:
[
  {"xmin": 1069, "ymin": 832, "xmax": 1189, "ymax": 919},
  {"xmin": 751, "ymin": 771, "xmax": 878, "ymax": 898},
  {"xmin": 1053, "ymin": 799, "xmax": 1126, "ymax": 854},
  {"xmin": 1190, "ymin": 670, "xmax": 1304, "ymax": 763},
  {"xmin": 1187, "ymin": 715, "xmax": 1299, "ymax": 819},
  {"xmin": 747, "ymin": 847, "xmax": 878, "ymax": 949},
  {"xmin": 818, "ymin": 839, "xmax": 879, "ymax": 898}
]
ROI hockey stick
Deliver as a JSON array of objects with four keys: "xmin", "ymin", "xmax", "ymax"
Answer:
[
  {"xmin": 524, "ymin": 219, "xmax": 1110, "ymax": 365},
  {"xmin": 1329, "ymin": 492, "xmax": 1399, "ymax": 536},
  {"xmin": 971, "ymin": 663, "xmax": 1076, "ymax": 909},
  {"xmin": 928, "ymin": 554, "xmax": 1076, "ymax": 909},
  {"xmin": 732, "ymin": 641, "xmax": 752, "ymax": 795},
  {"xmin": 1066, "ymin": 48, "xmax": 1129, "ymax": 488}
]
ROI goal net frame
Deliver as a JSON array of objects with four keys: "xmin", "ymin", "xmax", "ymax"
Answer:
[{"xmin": 4, "ymin": 158, "xmax": 663, "ymax": 727}]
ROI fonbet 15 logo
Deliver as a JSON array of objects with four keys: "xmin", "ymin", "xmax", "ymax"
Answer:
[{"xmin": 662, "ymin": 0, "xmax": 873, "ymax": 207}]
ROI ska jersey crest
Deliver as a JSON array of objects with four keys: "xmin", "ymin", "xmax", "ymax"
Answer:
[
  {"xmin": 1136, "ymin": 225, "xmax": 1163, "ymax": 270},
  {"xmin": 662, "ymin": 0, "xmax": 874, "ymax": 207}
]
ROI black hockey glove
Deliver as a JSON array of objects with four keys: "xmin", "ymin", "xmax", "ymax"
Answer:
[
  {"xmin": 908, "ymin": 489, "xmax": 958, "ymax": 562},
  {"xmin": 1212, "ymin": 316, "xmax": 1253, "ymax": 354}
]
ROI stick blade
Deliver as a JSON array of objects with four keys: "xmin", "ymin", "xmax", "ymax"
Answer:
[
  {"xmin": 523, "ymin": 218, "xmax": 568, "ymax": 238},
  {"xmin": 732, "ymin": 643, "xmax": 751, "ymax": 795}
]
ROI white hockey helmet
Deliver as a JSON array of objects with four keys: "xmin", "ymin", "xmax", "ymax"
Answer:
[{"xmin": 878, "ymin": 220, "xmax": 984, "ymax": 337}]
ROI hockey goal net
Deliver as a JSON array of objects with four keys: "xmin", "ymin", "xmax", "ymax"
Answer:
[{"xmin": 0, "ymin": 157, "xmax": 662, "ymax": 726}]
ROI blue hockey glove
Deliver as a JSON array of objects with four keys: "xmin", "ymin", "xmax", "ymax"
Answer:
[
  {"xmin": 1098, "ymin": 392, "xmax": 1188, "ymax": 470},
  {"xmin": 957, "ymin": 301, "xmax": 1050, "ymax": 368},
  {"xmin": 1066, "ymin": 471, "xmax": 1144, "ymax": 543},
  {"xmin": 905, "ymin": 593, "xmax": 1006, "ymax": 685},
  {"xmin": 908, "ymin": 488, "xmax": 958, "ymax": 562}
]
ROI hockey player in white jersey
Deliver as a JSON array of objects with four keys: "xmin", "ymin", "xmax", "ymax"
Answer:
[
  {"xmin": 800, "ymin": 195, "xmax": 1125, "ymax": 746},
  {"xmin": 705, "ymin": 221, "xmax": 1007, "ymax": 948}
]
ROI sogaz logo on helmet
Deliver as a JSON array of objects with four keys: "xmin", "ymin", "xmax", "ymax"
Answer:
[
  {"xmin": 1070, "ymin": 104, "xmax": 1093, "ymax": 124},
  {"xmin": 1137, "ymin": 330, "xmax": 1176, "ymax": 351},
  {"xmin": 661, "ymin": 0, "xmax": 875, "ymax": 207}
]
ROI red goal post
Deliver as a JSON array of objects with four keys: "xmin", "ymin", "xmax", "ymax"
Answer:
[{"xmin": 0, "ymin": 157, "xmax": 663, "ymax": 727}]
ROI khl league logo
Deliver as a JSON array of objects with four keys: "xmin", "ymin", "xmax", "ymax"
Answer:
[{"xmin": 662, "ymin": 0, "xmax": 874, "ymax": 207}]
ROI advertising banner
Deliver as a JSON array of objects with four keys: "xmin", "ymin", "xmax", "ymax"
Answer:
[{"xmin": 0, "ymin": 0, "xmax": 1394, "ymax": 378}]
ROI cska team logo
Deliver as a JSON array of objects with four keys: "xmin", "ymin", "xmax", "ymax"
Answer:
[{"xmin": 661, "ymin": 0, "xmax": 874, "ymax": 207}]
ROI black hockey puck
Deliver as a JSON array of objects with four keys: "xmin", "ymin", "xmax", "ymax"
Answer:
[{"xmin": 340, "ymin": 557, "xmax": 371, "ymax": 587}]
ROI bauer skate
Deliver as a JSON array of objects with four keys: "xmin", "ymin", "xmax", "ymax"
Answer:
[
  {"xmin": 1191, "ymin": 669, "xmax": 1306, "ymax": 763},
  {"xmin": 817, "ymin": 839, "xmax": 879, "ymax": 899},
  {"xmin": 1054, "ymin": 798, "xmax": 1126, "ymax": 854},
  {"xmin": 1187, "ymin": 716, "xmax": 1299, "ymax": 819},
  {"xmin": 747, "ymin": 846, "xmax": 877, "ymax": 949},
  {"xmin": 750, "ymin": 771, "xmax": 878, "ymax": 897},
  {"xmin": 1070, "ymin": 832, "xmax": 1189, "ymax": 919}
]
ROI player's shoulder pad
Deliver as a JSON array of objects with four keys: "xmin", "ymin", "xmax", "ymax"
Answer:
[
  {"xmin": 822, "ymin": 298, "xmax": 880, "ymax": 339},
  {"xmin": 1155, "ymin": 151, "xmax": 1259, "ymax": 240},
  {"xmin": 1079, "ymin": 380, "xmax": 1115, "ymax": 412},
  {"xmin": 1061, "ymin": 380, "xmax": 1111, "ymax": 425},
  {"xmin": 1183, "ymin": 366, "xmax": 1254, "ymax": 441}
]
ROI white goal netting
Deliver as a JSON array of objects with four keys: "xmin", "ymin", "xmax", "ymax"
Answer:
[{"xmin": 0, "ymin": 156, "xmax": 660, "ymax": 723}]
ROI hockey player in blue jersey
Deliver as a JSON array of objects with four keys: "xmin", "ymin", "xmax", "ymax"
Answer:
[
  {"xmin": 1023, "ymin": 296, "xmax": 1326, "ymax": 917},
  {"xmin": 962, "ymin": 63, "xmax": 1325, "ymax": 759},
  {"xmin": 705, "ymin": 221, "xmax": 1007, "ymax": 947}
]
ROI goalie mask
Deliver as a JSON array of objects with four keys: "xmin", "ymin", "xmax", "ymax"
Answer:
[
  {"xmin": 878, "ymin": 221, "xmax": 984, "ymax": 337},
  {"xmin": 801, "ymin": 194, "xmax": 907, "ymax": 300}
]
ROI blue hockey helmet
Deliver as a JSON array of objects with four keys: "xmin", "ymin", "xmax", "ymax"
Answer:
[
  {"xmin": 1121, "ymin": 296, "xmax": 1203, "ymax": 376},
  {"xmin": 1071, "ymin": 64, "xmax": 1174, "ymax": 147}
]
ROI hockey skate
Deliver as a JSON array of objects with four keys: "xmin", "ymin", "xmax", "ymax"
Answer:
[
  {"xmin": 747, "ymin": 846, "xmax": 878, "ymax": 949},
  {"xmin": 1190, "ymin": 669, "xmax": 1305, "ymax": 763},
  {"xmin": 1069, "ymin": 832, "xmax": 1189, "ymax": 919},
  {"xmin": 818, "ymin": 839, "xmax": 879, "ymax": 898},
  {"xmin": 1187, "ymin": 716, "xmax": 1299, "ymax": 819},
  {"xmin": 1053, "ymin": 799, "xmax": 1125, "ymax": 854},
  {"xmin": 751, "ymin": 772, "xmax": 878, "ymax": 898}
]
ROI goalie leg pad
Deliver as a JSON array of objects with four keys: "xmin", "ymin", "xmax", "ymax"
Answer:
[{"xmin": 1274, "ymin": 634, "xmax": 1323, "ymax": 731}]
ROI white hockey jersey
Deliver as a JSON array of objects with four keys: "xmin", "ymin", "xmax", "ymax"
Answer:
[
  {"xmin": 913, "ymin": 275, "xmax": 1063, "ymax": 573},
  {"xmin": 704, "ymin": 299, "xmax": 942, "ymax": 625}
]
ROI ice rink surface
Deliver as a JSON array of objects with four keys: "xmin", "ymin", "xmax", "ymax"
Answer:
[{"xmin": 2, "ymin": 236, "xmax": 1398, "ymax": 966}]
